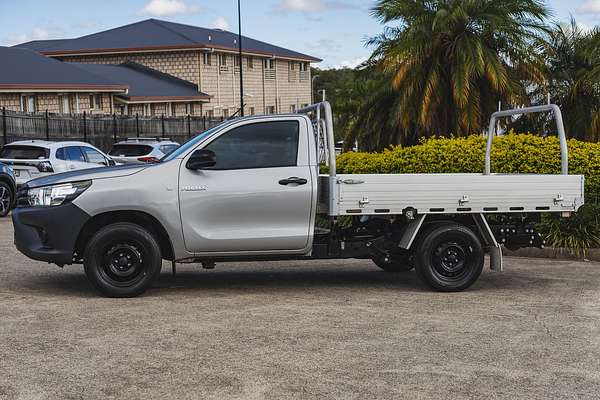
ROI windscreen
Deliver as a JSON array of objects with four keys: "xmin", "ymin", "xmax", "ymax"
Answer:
[
  {"xmin": 109, "ymin": 144, "xmax": 153, "ymax": 157},
  {"xmin": 0, "ymin": 145, "xmax": 49, "ymax": 160}
]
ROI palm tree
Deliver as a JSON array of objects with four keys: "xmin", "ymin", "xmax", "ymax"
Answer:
[
  {"xmin": 539, "ymin": 20, "xmax": 600, "ymax": 141},
  {"xmin": 356, "ymin": 0, "xmax": 549, "ymax": 148}
]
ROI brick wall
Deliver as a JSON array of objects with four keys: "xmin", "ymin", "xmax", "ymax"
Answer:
[
  {"xmin": 58, "ymin": 50, "xmax": 313, "ymax": 118},
  {"xmin": 0, "ymin": 92, "xmax": 119, "ymax": 114},
  {"xmin": 0, "ymin": 94, "xmax": 22, "ymax": 112},
  {"xmin": 60, "ymin": 51, "xmax": 201, "ymax": 86}
]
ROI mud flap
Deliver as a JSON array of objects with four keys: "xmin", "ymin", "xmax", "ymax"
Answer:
[
  {"xmin": 472, "ymin": 213, "xmax": 503, "ymax": 272},
  {"xmin": 398, "ymin": 214, "xmax": 426, "ymax": 250}
]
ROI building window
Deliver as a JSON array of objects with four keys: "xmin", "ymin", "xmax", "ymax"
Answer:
[
  {"xmin": 203, "ymin": 53, "xmax": 212, "ymax": 66},
  {"xmin": 59, "ymin": 95, "xmax": 70, "ymax": 114},
  {"xmin": 223, "ymin": 109, "xmax": 229, "ymax": 118},
  {"xmin": 234, "ymin": 55, "xmax": 241, "ymax": 73},
  {"xmin": 219, "ymin": 54, "xmax": 229, "ymax": 73},
  {"xmin": 290, "ymin": 104, "xmax": 297, "ymax": 113},
  {"xmin": 171, "ymin": 103, "xmax": 177, "ymax": 116},
  {"xmin": 266, "ymin": 106, "xmax": 276, "ymax": 114},
  {"xmin": 288, "ymin": 62, "xmax": 298, "ymax": 82},
  {"xmin": 264, "ymin": 59, "xmax": 275, "ymax": 70},
  {"xmin": 249, "ymin": 107, "xmax": 255, "ymax": 116},
  {"xmin": 206, "ymin": 110, "xmax": 214, "ymax": 118},
  {"xmin": 144, "ymin": 104, "xmax": 151, "ymax": 116},
  {"xmin": 21, "ymin": 95, "xmax": 37, "ymax": 113},
  {"xmin": 264, "ymin": 59, "xmax": 276, "ymax": 80},
  {"xmin": 247, "ymin": 57, "xmax": 254, "ymax": 69},
  {"xmin": 89, "ymin": 94, "xmax": 102, "ymax": 110},
  {"xmin": 299, "ymin": 62, "xmax": 310, "ymax": 81}
]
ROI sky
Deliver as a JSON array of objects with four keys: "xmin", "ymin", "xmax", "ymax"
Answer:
[{"xmin": 1, "ymin": 0, "xmax": 600, "ymax": 69}]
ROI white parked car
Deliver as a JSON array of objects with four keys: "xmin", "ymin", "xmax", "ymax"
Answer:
[
  {"xmin": 108, "ymin": 138, "xmax": 180, "ymax": 164},
  {"xmin": 0, "ymin": 140, "xmax": 115, "ymax": 186}
]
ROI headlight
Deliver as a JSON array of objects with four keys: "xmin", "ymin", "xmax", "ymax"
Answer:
[{"xmin": 27, "ymin": 181, "xmax": 91, "ymax": 207}]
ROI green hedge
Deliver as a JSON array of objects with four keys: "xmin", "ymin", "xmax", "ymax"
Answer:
[
  {"xmin": 337, "ymin": 133, "xmax": 600, "ymax": 196},
  {"xmin": 336, "ymin": 133, "xmax": 600, "ymax": 251}
]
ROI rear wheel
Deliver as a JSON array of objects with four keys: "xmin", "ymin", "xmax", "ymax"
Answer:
[
  {"xmin": 0, "ymin": 182, "xmax": 13, "ymax": 218},
  {"xmin": 414, "ymin": 223, "xmax": 484, "ymax": 292},
  {"xmin": 84, "ymin": 223, "xmax": 163, "ymax": 298}
]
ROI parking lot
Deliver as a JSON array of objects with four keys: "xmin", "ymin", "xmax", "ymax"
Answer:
[{"xmin": 0, "ymin": 216, "xmax": 599, "ymax": 400}]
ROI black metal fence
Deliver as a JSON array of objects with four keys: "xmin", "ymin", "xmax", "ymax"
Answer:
[{"xmin": 0, "ymin": 108, "xmax": 224, "ymax": 152}]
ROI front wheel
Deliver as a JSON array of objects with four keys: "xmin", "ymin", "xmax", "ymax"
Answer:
[
  {"xmin": 84, "ymin": 223, "xmax": 163, "ymax": 297},
  {"xmin": 414, "ymin": 224, "xmax": 484, "ymax": 292},
  {"xmin": 0, "ymin": 182, "xmax": 14, "ymax": 218}
]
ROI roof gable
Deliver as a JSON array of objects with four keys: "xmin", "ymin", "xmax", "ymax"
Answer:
[
  {"xmin": 71, "ymin": 62, "xmax": 211, "ymax": 101},
  {"xmin": 14, "ymin": 19, "xmax": 320, "ymax": 62}
]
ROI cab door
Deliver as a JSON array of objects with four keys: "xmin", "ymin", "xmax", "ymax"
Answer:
[{"xmin": 178, "ymin": 118, "xmax": 313, "ymax": 254}]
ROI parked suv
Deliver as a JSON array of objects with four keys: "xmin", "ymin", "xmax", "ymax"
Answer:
[
  {"xmin": 0, "ymin": 141, "xmax": 115, "ymax": 186},
  {"xmin": 0, "ymin": 162, "xmax": 16, "ymax": 217},
  {"xmin": 108, "ymin": 138, "xmax": 180, "ymax": 164}
]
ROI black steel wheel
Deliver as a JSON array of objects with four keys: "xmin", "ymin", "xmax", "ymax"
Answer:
[
  {"xmin": 414, "ymin": 223, "xmax": 484, "ymax": 292},
  {"xmin": 372, "ymin": 250, "xmax": 414, "ymax": 272},
  {"xmin": 0, "ymin": 182, "xmax": 13, "ymax": 218},
  {"xmin": 84, "ymin": 223, "xmax": 162, "ymax": 297}
]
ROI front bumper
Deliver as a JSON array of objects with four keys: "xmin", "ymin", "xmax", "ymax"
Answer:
[{"xmin": 12, "ymin": 203, "xmax": 91, "ymax": 265}]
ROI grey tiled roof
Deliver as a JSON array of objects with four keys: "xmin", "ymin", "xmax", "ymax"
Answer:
[
  {"xmin": 72, "ymin": 62, "xmax": 210, "ymax": 101},
  {"xmin": 0, "ymin": 46, "xmax": 126, "ymax": 91},
  {"xmin": 15, "ymin": 19, "xmax": 320, "ymax": 62}
]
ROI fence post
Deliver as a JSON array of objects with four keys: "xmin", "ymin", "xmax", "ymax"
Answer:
[
  {"xmin": 83, "ymin": 111, "xmax": 87, "ymax": 142},
  {"xmin": 2, "ymin": 107, "xmax": 6, "ymax": 146},
  {"xmin": 113, "ymin": 114, "xmax": 117, "ymax": 143},
  {"xmin": 188, "ymin": 115, "xmax": 192, "ymax": 138},
  {"xmin": 203, "ymin": 115, "xmax": 206, "ymax": 131},
  {"xmin": 45, "ymin": 110, "xmax": 49, "ymax": 141},
  {"xmin": 136, "ymin": 113, "xmax": 140, "ymax": 138},
  {"xmin": 161, "ymin": 114, "xmax": 165, "ymax": 138}
]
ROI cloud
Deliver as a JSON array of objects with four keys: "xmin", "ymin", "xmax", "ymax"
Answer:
[
  {"xmin": 273, "ymin": 0, "xmax": 355, "ymax": 14},
  {"xmin": 305, "ymin": 38, "xmax": 342, "ymax": 53},
  {"xmin": 3, "ymin": 27, "xmax": 59, "ymax": 46},
  {"xmin": 211, "ymin": 16, "xmax": 231, "ymax": 31},
  {"xmin": 330, "ymin": 56, "xmax": 368, "ymax": 69},
  {"xmin": 137, "ymin": 0, "xmax": 199, "ymax": 16},
  {"xmin": 577, "ymin": 0, "xmax": 600, "ymax": 15}
]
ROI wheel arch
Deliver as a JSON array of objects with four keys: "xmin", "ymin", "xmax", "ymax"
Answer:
[
  {"xmin": 400, "ymin": 214, "xmax": 488, "ymax": 251},
  {"xmin": 74, "ymin": 210, "xmax": 175, "ymax": 261}
]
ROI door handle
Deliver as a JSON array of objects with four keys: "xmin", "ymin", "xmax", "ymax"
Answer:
[{"xmin": 279, "ymin": 177, "xmax": 308, "ymax": 186}]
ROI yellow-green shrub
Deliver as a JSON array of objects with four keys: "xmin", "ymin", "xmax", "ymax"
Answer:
[{"xmin": 337, "ymin": 134, "xmax": 600, "ymax": 196}]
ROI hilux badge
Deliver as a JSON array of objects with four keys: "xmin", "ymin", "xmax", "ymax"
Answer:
[{"xmin": 181, "ymin": 185, "xmax": 208, "ymax": 192}]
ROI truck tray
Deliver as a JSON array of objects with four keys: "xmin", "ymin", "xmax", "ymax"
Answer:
[{"xmin": 320, "ymin": 173, "xmax": 584, "ymax": 216}]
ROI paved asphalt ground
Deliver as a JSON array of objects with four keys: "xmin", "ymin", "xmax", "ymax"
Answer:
[{"xmin": 1, "ymin": 217, "xmax": 600, "ymax": 400}]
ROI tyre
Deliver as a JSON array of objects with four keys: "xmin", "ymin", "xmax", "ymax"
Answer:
[
  {"xmin": 414, "ymin": 223, "xmax": 484, "ymax": 292},
  {"xmin": 0, "ymin": 181, "xmax": 13, "ymax": 218},
  {"xmin": 372, "ymin": 250, "xmax": 414, "ymax": 272},
  {"xmin": 84, "ymin": 222, "xmax": 163, "ymax": 298}
]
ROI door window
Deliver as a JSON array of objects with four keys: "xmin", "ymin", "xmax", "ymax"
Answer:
[
  {"xmin": 204, "ymin": 121, "xmax": 299, "ymax": 170},
  {"xmin": 82, "ymin": 146, "xmax": 108, "ymax": 165},
  {"xmin": 63, "ymin": 146, "xmax": 86, "ymax": 162}
]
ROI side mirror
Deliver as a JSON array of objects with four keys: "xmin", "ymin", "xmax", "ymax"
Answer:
[
  {"xmin": 107, "ymin": 158, "xmax": 116, "ymax": 166},
  {"xmin": 186, "ymin": 149, "xmax": 216, "ymax": 170}
]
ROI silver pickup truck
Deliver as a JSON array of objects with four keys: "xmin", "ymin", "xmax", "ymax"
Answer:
[{"xmin": 12, "ymin": 102, "xmax": 584, "ymax": 297}]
